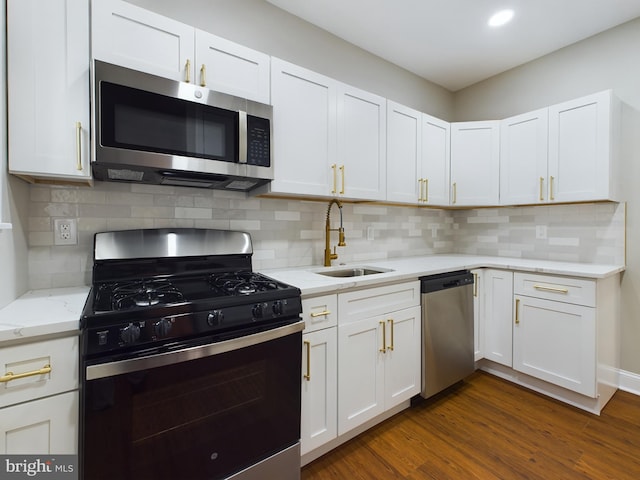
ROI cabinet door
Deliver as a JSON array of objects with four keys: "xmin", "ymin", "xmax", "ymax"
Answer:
[
  {"xmin": 483, "ymin": 269, "xmax": 514, "ymax": 367},
  {"xmin": 7, "ymin": 0, "xmax": 91, "ymax": 182},
  {"xmin": 336, "ymin": 84, "xmax": 387, "ymax": 200},
  {"xmin": 472, "ymin": 269, "xmax": 484, "ymax": 361},
  {"xmin": 548, "ymin": 90, "xmax": 614, "ymax": 203},
  {"xmin": 301, "ymin": 328, "xmax": 337, "ymax": 455},
  {"xmin": 384, "ymin": 306, "xmax": 421, "ymax": 408},
  {"xmin": 513, "ymin": 295, "xmax": 596, "ymax": 397},
  {"xmin": 420, "ymin": 114, "xmax": 450, "ymax": 206},
  {"xmin": 0, "ymin": 391, "xmax": 78, "ymax": 454},
  {"xmin": 337, "ymin": 318, "xmax": 385, "ymax": 435},
  {"xmin": 386, "ymin": 101, "xmax": 421, "ymax": 204},
  {"xmin": 500, "ymin": 108, "xmax": 549, "ymax": 205},
  {"xmin": 195, "ymin": 30, "xmax": 270, "ymax": 103},
  {"xmin": 269, "ymin": 58, "xmax": 335, "ymax": 196},
  {"xmin": 450, "ymin": 121, "xmax": 500, "ymax": 206},
  {"xmin": 92, "ymin": 0, "xmax": 194, "ymax": 81}
]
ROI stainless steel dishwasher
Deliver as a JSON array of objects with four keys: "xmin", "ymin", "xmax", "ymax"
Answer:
[{"xmin": 420, "ymin": 270, "xmax": 475, "ymax": 398}]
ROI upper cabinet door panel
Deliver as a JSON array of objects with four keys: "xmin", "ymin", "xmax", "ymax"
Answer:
[
  {"xmin": 337, "ymin": 84, "xmax": 387, "ymax": 200},
  {"xmin": 386, "ymin": 101, "xmax": 421, "ymax": 204},
  {"xmin": 500, "ymin": 108, "xmax": 549, "ymax": 205},
  {"xmin": 92, "ymin": 0, "xmax": 194, "ymax": 81},
  {"xmin": 7, "ymin": 0, "xmax": 91, "ymax": 181},
  {"xmin": 420, "ymin": 114, "xmax": 450, "ymax": 206},
  {"xmin": 548, "ymin": 90, "xmax": 618, "ymax": 203},
  {"xmin": 450, "ymin": 121, "xmax": 500, "ymax": 206},
  {"xmin": 269, "ymin": 58, "xmax": 335, "ymax": 196},
  {"xmin": 195, "ymin": 30, "xmax": 270, "ymax": 103}
]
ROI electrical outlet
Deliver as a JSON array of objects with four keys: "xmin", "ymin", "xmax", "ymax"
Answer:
[
  {"xmin": 54, "ymin": 218, "xmax": 78, "ymax": 246},
  {"xmin": 536, "ymin": 225, "xmax": 547, "ymax": 240}
]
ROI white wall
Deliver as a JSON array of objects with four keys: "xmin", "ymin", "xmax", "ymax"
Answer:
[{"xmin": 454, "ymin": 17, "xmax": 640, "ymax": 375}]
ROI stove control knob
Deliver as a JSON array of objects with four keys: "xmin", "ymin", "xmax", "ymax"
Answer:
[
  {"xmin": 252, "ymin": 303, "xmax": 265, "ymax": 319},
  {"xmin": 121, "ymin": 323, "xmax": 141, "ymax": 344},
  {"xmin": 207, "ymin": 310, "xmax": 224, "ymax": 326},
  {"xmin": 272, "ymin": 300, "xmax": 284, "ymax": 316},
  {"xmin": 154, "ymin": 318, "xmax": 172, "ymax": 337}
]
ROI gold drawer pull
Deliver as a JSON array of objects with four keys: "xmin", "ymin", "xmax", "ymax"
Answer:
[
  {"xmin": 310, "ymin": 310, "xmax": 331, "ymax": 318},
  {"xmin": 75, "ymin": 122, "xmax": 83, "ymax": 170},
  {"xmin": 185, "ymin": 59, "xmax": 191, "ymax": 83},
  {"xmin": 339, "ymin": 165, "xmax": 345, "ymax": 194},
  {"xmin": 0, "ymin": 364, "xmax": 52, "ymax": 383},
  {"xmin": 303, "ymin": 341, "xmax": 311, "ymax": 381},
  {"xmin": 379, "ymin": 321, "xmax": 386, "ymax": 353},
  {"xmin": 200, "ymin": 64, "xmax": 207, "ymax": 87},
  {"xmin": 515, "ymin": 298, "xmax": 520, "ymax": 324},
  {"xmin": 533, "ymin": 284, "xmax": 569, "ymax": 294},
  {"xmin": 539, "ymin": 177, "xmax": 544, "ymax": 201},
  {"xmin": 473, "ymin": 273, "xmax": 478, "ymax": 297},
  {"xmin": 331, "ymin": 164, "xmax": 337, "ymax": 194},
  {"xmin": 387, "ymin": 319, "xmax": 394, "ymax": 351}
]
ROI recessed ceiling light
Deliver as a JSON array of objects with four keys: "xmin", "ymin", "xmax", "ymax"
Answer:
[{"xmin": 488, "ymin": 9, "xmax": 514, "ymax": 27}]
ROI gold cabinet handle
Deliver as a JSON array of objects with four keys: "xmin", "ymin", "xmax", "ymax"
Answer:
[
  {"xmin": 424, "ymin": 178, "xmax": 429, "ymax": 203},
  {"xmin": 539, "ymin": 177, "xmax": 544, "ymax": 201},
  {"xmin": 452, "ymin": 182, "xmax": 457, "ymax": 204},
  {"xmin": 387, "ymin": 319, "xmax": 394, "ymax": 351},
  {"xmin": 417, "ymin": 179, "xmax": 424, "ymax": 202},
  {"xmin": 185, "ymin": 59, "xmax": 191, "ymax": 83},
  {"xmin": 0, "ymin": 364, "xmax": 52, "ymax": 383},
  {"xmin": 473, "ymin": 273, "xmax": 478, "ymax": 297},
  {"xmin": 515, "ymin": 298, "xmax": 520, "ymax": 325},
  {"xmin": 75, "ymin": 122, "xmax": 83, "ymax": 171},
  {"xmin": 339, "ymin": 165, "xmax": 345, "ymax": 194},
  {"xmin": 379, "ymin": 321, "xmax": 386, "ymax": 353},
  {"xmin": 549, "ymin": 176, "xmax": 555, "ymax": 201},
  {"xmin": 303, "ymin": 340, "xmax": 311, "ymax": 381},
  {"xmin": 200, "ymin": 64, "xmax": 206, "ymax": 87},
  {"xmin": 533, "ymin": 284, "xmax": 569, "ymax": 294},
  {"xmin": 309, "ymin": 310, "xmax": 331, "ymax": 318},
  {"xmin": 331, "ymin": 164, "xmax": 337, "ymax": 194}
]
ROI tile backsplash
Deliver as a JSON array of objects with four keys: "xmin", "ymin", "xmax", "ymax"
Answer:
[{"xmin": 26, "ymin": 182, "xmax": 625, "ymax": 289}]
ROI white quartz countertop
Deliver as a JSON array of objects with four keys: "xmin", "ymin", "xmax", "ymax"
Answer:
[
  {"xmin": 260, "ymin": 254, "xmax": 625, "ymax": 297},
  {"xmin": 0, "ymin": 286, "xmax": 90, "ymax": 344}
]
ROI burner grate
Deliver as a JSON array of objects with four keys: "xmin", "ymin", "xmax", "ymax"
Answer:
[
  {"xmin": 109, "ymin": 279, "xmax": 185, "ymax": 310},
  {"xmin": 210, "ymin": 272, "xmax": 280, "ymax": 296}
]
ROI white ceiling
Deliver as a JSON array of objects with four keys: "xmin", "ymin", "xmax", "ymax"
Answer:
[{"xmin": 266, "ymin": 0, "xmax": 640, "ymax": 92}]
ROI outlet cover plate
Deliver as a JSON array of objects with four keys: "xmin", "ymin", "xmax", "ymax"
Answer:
[{"xmin": 53, "ymin": 218, "xmax": 78, "ymax": 246}]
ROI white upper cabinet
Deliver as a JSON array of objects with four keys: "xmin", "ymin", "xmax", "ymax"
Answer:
[
  {"xmin": 450, "ymin": 121, "xmax": 500, "ymax": 206},
  {"xmin": 266, "ymin": 58, "xmax": 386, "ymax": 200},
  {"xmin": 386, "ymin": 101, "xmax": 421, "ymax": 204},
  {"xmin": 269, "ymin": 58, "xmax": 336, "ymax": 197},
  {"xmin": 92, "ymin": 0, "xmax": 270, "ymax": 103},
  {"xmin": 420, "ymin": 114, "xmax": 450, "ymax": 206},
  {"xmin": 7, "ymin": 0, "xmax": 91, "ymax": 183},
  {"xmin": 336, "ymin": 84, "xmax": 387, "ymax": 200},
  {"xmin": 548, "ymin": 90, "xmax": 620, "ymax": 203},
  {"xmin": 500, "ymin": 108, "xmax": 549, "ymax": 205}
]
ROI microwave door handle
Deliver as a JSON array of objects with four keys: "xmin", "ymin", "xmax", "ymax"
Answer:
[{"xmin": 238, "ymin": 110, "xmax": 247, "ymax": 164}]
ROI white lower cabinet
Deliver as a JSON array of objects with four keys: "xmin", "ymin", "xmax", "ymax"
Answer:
[
  {"xmin": 300, "ymin": 281, "xmax": 421, "ymax": 458},
  {"xmin": 0, "ymin": 336, "xmax": 79, "ymax": 454},
  {"xmin": 482, "ymin": 269, "xmax": 514, "ymax": 367},
  {"xmin": 471, "ymin": 269, "xmax": 484, "ymax": 361}
]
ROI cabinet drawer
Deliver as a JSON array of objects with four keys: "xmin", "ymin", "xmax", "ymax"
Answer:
[
  {"xmin": 0, "ymin": 336, "xmax": 79, "ymax": 408},
  {"xmin": 513, "ymin": 272, "xmax": 595, "ymax": 307},
  {"xmin": 302, "ymin": 294, "xmax": 338, "ymax": 333},
  {"xmin": 338, "ymin": 281, "xmax": 420, "ymax": 324}
]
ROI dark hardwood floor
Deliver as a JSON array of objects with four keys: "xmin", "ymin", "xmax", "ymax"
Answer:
[{"xmin": 301, "ymin": 371, "xmax": 640, "ymax": 479}]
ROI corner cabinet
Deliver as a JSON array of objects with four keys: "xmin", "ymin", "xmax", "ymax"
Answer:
[
  {"xmin": 0, "ymin": 336, "xmax": 79, "ymax": 454},
  {"xmin": 7, "ymin": 0, "xmax": 91, "ymax": 184},
  {"xmin": 450, "ymin": 121, "xmax": 500, "ymax": 206},
  {"xmin": 92, "ymin": 0, "xmax": 270, "ymax": 103}
]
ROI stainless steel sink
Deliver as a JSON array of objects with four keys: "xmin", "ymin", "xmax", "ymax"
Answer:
[{"xmin": 315, "ymin": 266, "xmax": 393, "ymax": 278}]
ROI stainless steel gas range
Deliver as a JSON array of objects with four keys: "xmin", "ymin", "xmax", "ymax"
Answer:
[{"xmin": 79, "ymin": 228, "xmax": 303, "ymax": 480}]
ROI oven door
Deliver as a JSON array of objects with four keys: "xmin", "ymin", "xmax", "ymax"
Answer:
[{"xmin": 81, "ymin": 322, "xmax": 303, "ymax": 480}]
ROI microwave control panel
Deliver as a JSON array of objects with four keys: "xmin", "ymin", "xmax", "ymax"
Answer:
[{"xmin": 247, "ymin": 115, "xmax": 271, "ymax": 167}]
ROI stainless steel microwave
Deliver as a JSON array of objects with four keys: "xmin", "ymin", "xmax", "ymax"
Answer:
[{"xmin": 91, "ymin": 60, "xmax": 273, "ymax": 191}]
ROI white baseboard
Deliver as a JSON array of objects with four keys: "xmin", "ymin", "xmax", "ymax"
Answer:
[{"xmin": 618, "ymin": 368, "xmax": 640, "ymax": 396}]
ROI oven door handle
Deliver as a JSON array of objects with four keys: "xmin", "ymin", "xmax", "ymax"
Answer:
[{"xmin": 85, "ymin": 320, "xmax": 304, "ymax": 381}]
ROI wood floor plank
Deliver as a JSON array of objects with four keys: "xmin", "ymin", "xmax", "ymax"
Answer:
[{"xmin": 301, "ymin": 371, "xmax": 640, "ymax": 479}]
